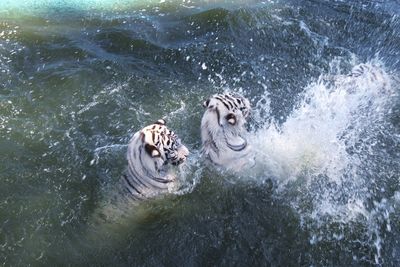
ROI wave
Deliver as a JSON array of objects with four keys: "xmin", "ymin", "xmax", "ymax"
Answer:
[{"xmin": 246, "ymin": 60, "xmax": 399, "ymax": 264}]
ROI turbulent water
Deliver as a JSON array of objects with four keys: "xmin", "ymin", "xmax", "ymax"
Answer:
[{"xmin": 1, "ymin": 0, "xmax": 400, "ymax": 266}]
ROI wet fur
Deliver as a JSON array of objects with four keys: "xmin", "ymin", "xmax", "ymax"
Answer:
[
  {"xmin": 123, "ymin": 119, "xmax": 189, "ymax": 200},
  {"xmin": 201, "ymin": 93, "xmax": 254, "ymax": 172}
]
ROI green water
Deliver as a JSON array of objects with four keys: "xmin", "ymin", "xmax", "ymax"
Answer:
[{"xmin": 1, "ymin": 0, "xmax": 400, "ymax": 266}]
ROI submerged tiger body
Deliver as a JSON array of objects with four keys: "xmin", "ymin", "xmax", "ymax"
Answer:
[
  {"xmin": 340, "ymin": 63, "xmax": 392, "ymax": 93},
  {"xmin": 122, "ymin": 119, "xmax": 189, "ymax": 200},
  {"xmin": 87, "ymin": 119, "xmax": 189, "ymax": 237},
  {"xmin": 201, "ymin": 92, "xmax": 254, "ymax": 172}
]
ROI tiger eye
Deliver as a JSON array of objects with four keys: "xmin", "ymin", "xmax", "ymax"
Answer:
[{"xmin": 226, "ymin": 113, "xmax": 236, "ymax": 125}]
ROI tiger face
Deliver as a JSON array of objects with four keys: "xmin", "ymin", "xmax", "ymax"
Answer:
[
  {"xmin": 201, "ymin": 93, "xmax": 253, "ymax": 171},
  {"xmin": 202, "ymin": 92, "xmax": 250, "ymax": 131},
  {"xmin": 124, "ymin": 119, "xmax": 189, "ymax": 199},
  {"xmin": 139, "ymin": 119, "xmax": 189, "ymax": 169}
]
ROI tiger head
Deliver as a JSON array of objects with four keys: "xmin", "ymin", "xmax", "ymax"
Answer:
[
  {"xmin": 127, "ymin": 119, "xmax": 189, "ymax": 181},
  {"xmin": 142, "ymin": 119, "xmax": 189, "ymax": 165},
  {"xmin": 200, "ymin": 93, "xmax": 252, "ymax": 170},
  {"xmin": 203, "ymin": 93, "xmax": 250, "ymax": 130}
]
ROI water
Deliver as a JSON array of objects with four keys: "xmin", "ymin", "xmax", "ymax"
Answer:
[{"xmin": 1, "ymin": 0, "xmax": 399, "ymax": 265}]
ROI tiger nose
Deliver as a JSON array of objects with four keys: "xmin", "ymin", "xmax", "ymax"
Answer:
[
  {"xmin": 180, "ymin": 153, "xmax": 188, "ymax": 163},
  {"xmin": 178, "ymin": 154, "xmax": 188, "ymax": 164},
  {"xmin": 183, "ymin": 147, "xmax": 189, "ymax": 157},
  {"xmin": 180, "ymin": 147, "xmax": 189, "ymax": 162}
]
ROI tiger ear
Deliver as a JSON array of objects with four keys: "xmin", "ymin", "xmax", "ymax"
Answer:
[
  {"xmin": 226, "ymin": 113, "xmax": 236, "ymax": 125},
  {"xmin": 154, "ymin": 119, "xmax": 166, "ymax": 125},
  {"xmin": 203, "ymin": 98, "xmax": 210, "ymax": 108},
  {"xmin": 144, "ymin": 144, "xmax": 161, "ymax": 158}
]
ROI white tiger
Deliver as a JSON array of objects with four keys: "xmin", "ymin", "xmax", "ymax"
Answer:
[
  {"xmin": 122, "ymin": 119, "xmax": 189, "ymax": 200},
  {"xmin": 87, "ymin": 119, "xmax": 189, "ymax": 242},
  {"xmin": 200, "ymin": 92, "xmax": 254, "ymax": 172},
  {"xmin": 338, "ymin": 63, "xmax": 392, "ymax": 94}
]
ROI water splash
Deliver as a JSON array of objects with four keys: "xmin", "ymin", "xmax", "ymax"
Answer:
[
  {"xmin": 251, "ymin": 61, "xmax": 396, "ymax": 184},
  {"xmin": 247, "ymin": 60, "xmax": 399, "ymax": 264}
]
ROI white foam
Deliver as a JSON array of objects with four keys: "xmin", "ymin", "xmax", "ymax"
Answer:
[
  {"xmin": 250, "ymin": 61, "xmax": 395, "ymax": 185},
  {"xmin": 246, "ymin": 61, "xmax": 398, "ymax": 263}
]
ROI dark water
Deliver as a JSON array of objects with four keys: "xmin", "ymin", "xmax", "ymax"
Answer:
[{"xmin": 1, "ymin": 0, "xmax": 400, "ymax": 266}]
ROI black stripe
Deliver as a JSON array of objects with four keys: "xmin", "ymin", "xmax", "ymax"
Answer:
[
  {"xmin": 138, "ymin": 147, "xmax": 169, "ymax": 189},
  {"xmin": 224, "ymin": 94, "xmax": 238, "ymax": 107},
  {"xmin": 208, "ymin": 129, "xmax": 219, "ymax": 155},
  {"xmin": 224, "ymin": 94, "xmax": 235, "ymax": 101},
  {"xmin": 128, "ymin": 149, "xmax": 149, "ymax": 188},
  {"xmin": 215, "ymin": 96, "xmax": 230, "ymax": 110},
  {"xmin": 215, "ymin": 107, "xmax": 221, "ymax": 126},
  {"xmin": 127, "ymin": 163, "xmax": 148, "ymax": 188},
  {"xmin": 122, "ymin": 174, "xmax": 144, "ymax": 196},
  {"xmin": 153, "ymin": 177, "xmax": 170, "ymax": 183},
  {"xmin": 226, "ymin": 140, "xmax": 247, "ymax": 151},
  {"xmin": 222, "ymin": 127, "xmax": 248, "ymax": 152},
  {"xmin": 226, "ymin": 99, "xmax": 235, "ymax": 109}
]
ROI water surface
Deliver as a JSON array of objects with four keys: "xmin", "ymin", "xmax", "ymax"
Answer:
[{"xmin": 1, "ymin": 0, "xmax": 400, "ymax": 266}]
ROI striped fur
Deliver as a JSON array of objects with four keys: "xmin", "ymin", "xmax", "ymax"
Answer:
[
  {"xmin": 201, "ymin": 92, "xmax": 254, "ymax": 171},
  {"xmin": 348, "ymin": 63, "xmax": 391, "ymax": 90},
  {"xmin": 330, "ymin": 63, "xmax": 393, "ymax": 95},
  {"xmin": 122, "ymin": 119, "xmax": 189, "ymax": 200}
]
